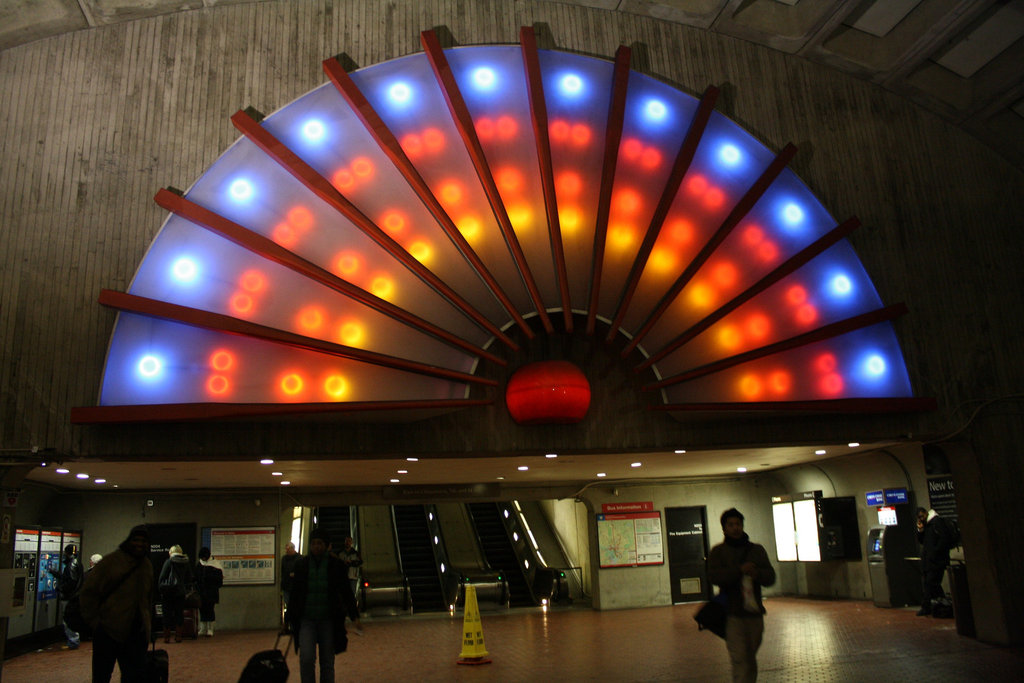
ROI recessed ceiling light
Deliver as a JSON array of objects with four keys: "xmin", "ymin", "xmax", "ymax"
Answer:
[
  {"xmin": 94, "ymin": 479, "xmax": 107, "ymax": 484},
  {"xmin": 597, "ymin": 472, "xmax": 606, "ymax": 478},
  {"xmin": 56, "ymin": 468, "xmax": 69, "ymax": 474},
  {"xmin": 630, "ymin": 462, "xmax": 642, "ymax": 468},
  {"xmin": 397, "ymin": 469, "xmax": 408, "ymax": 474},
  {"xmin": 545, "ymin": 453, "xmax": 558, "ymax": 458},
  {"xmin": 76, "ymin": 473, "xmax": 89, "ymax": 479},
  {"xmin": 390, "ymin": 478, "xmax": 400, "ymax": 483},
  {"xmin": 496, "ymin": 476, "xmax": 505, "ymax": 480},
  {"xmin": 674, "ymin": 449, "xmax": 686, "ymax": 454},
  {"xmin": 736, "ymin": 467, "xmax": 747, "ymax": 473},
  {"xmin": 260, "ymin": 459, "xmax": 274, "ymax": 465},
  {"xmin": 406, "ymin": 457, "xmax": 418, "ymax": 462},
  {"xmin": 517, "ymin": 466, "xmax": 529, "ymax": 471},
  {"xmin": 815, "ymin": 449, "xmax": 826, "ymax": 455},
  {"xmin": 848, "ymin": 442, "xmax": 860, "ymax": 448},
  {"xmin": 280, "ymin": 481, "xmax": 291, "ymax": 486},
  {"xmin": 272, "ymin": 472, "xmax": 283, "ymax": 476}
]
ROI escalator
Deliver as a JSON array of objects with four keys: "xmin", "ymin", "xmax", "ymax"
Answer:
[
  {"xmin": 316, "ymin": 506, "xmax": 352, "ymax": 549},
  {"xmin": 393, "ymin": 505, "xmax": 446, "ymax": 612},
  {"xmin": 467, "ymin": 503, "xmax": 534, "ymax": 607}
]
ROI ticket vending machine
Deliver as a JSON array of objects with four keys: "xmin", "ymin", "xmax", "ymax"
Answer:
[
  {"xmin": 9, "ymin": 528, "xmax": 40, "ymax": 638},
  {"xmin": 866, "ymin": 512, "xmax": 921, "ymax": 607},
  {"xmin": 34, "ymin": 529, "xmax": 63, "ymax": 632}
]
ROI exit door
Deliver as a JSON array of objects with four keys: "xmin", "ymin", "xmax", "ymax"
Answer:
[{"xmin": 666, "ymin": 506, "xmax": 709, "ymax": 604}]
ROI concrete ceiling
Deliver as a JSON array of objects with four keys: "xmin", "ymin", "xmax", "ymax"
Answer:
[{"xmin": 1, "ymin": 0, "xmax": 1021, "ymax": 168}]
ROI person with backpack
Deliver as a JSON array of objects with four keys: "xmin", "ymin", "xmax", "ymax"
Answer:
[
  {"xmin": 158, "ymin": 544, "xmax": 195, "ymax": 642},
  {"xmin": 916, "ymin": 507, "xmax": 955, "ymax": 616},
  {"xmin": 195, "ymin": 546, "xmax": 224, "ymax": 637},
  {"xmin": 50, "ymin": 544, "xmax": 84, "ymax": 649}
]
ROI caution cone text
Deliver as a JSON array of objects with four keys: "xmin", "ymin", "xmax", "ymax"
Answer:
[{"xmin": 457, "ymin": 584, "xmax": 492, "ymax": 665}]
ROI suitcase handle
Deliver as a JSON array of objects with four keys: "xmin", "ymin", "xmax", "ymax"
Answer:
[{"xmin": 274, "ymin": 631, "xmax": 293, "ymax": 659}]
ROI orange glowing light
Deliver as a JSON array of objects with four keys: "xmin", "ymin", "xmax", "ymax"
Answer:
[
  {"xmin": 338, "ymin": 321, "xmax": 364, "ymax": 346},
  {"xmin": 703, "ymin": 187, "xmax": 725, "ymax": 210},
  {"xmin": 815, "ymin": 353, "xmax": 838, "ymax": 373},
  {"xmin": 230, "ymin": 293, "xmax": 253, "ymax": 315},
  {"xmin": 370, "ymin": 275, "xmax": 395, "ymax": 300},
  {"xmin": 549, "ymin": 119, "xmax": 570, "ymax": 141},
  {"xmin": 209, "ymin": 350, "xmax": 234, "ymax": 371},
  {"xmin": 820, "ymin": 373, "xmax": 844, "ymax": 396},
  {"xmin": 334, "ymin": 251, "xmax": 362, "ymax": 278},
  {"xmin": 497, "ymin": 116, "xmax": 518, "ymax": 139},
  {"xmin": 743, "ymin": 225, "xmax": 764, "ymax": 246},
  {"xmin": 786, "ymin": 285, "xmax": 807, "ymax": 305},
  {"xmin": 739, "ymin": 374, "xmax": 763, "ymax": 400},
  {"xmin": 556, "ymin": 171, "xmax": 582, "ymax": 196},
  {"xmin": 718, "ymin": 325, "xmax": 741, "ymax": 350},
  {"xmin": 686, "ymin": 174, "xmax": 708, "ymax": 195},
  {"xmin": 422, "ymin": 127, "xmax": 444, "ymax": 152},
  {"xmin": 649, "ymin": 247, "xmax": 676, "ymax": 273},
  {"xmin": 324, "ymin": 374, "xmax": 349, "ymax": 400},
  {"xmin": 496, "ymin": 167, "xmax": 523, "ymax": 193},
  {"xmin": 439, "ymin": 181, "xmax": 463, "ymax": 205},
  {"xmin": 272, "ymin": 223, "xmax": 297, "ymax": 247},
  {"xmin": 332, "ymin": 168, "xmax": 354, "ymax": 190},
  {"xmin": 769, "ymin": 371, "xmax": 791, "ymax": 395},
  {"xmin": 711, "ymin": 261, "xmax": 738, "ymax": 287},
  {"xmin": 609, "ymin": 223, "xmax": 636, "ymax": 250},
  {"xmin": 758, "ymin": 242, "xmax": 779, "ymax": 262},
  {"xmin": 287, "ymin": 206, "xmax": 313, "ymax": 231},
  {"xmin": 298, "ymin": 306, "xmax": 324, "ymax": 332},
  {"xmin": 280, "ymin": 373, "xmax": 304, "ymax": 396},
  {"xmin": 668, "ymin": 219, "xmax": 694, "ymax": 244},
  {"xmin": 507, "ymin": 205, "xmax": 532, "ymax": 232},
  {"xmin": 570, "ymin": 123, "xmax": 590, "ymax": 146},
  {"xmin": 352, "ymin": 157, "xmax": 373, "ymax": 178},
  {"xmin": 689, "ymin": 282, "xmax": 715, "ymax": 308},
  {"xmin": 746, "ymin": 313, "xmax": 771, "ymax": 340},
  {"xmin": 382, "ymin": 211, "xmax": 406, "ymax": 234},
  {"xmin": 207, "ymin": 375, "xmax": 230, "ymax": 396},
  {"xmin": 239, "ymin": 270, "xmax": 266, "ymax": 293},
  {"xmin": 408, "ymin": 240, "xmax": 432, "ymax": 263},
  {"xmin": 476, "ymin": 117, "xmax": 495, "ymax": 139},
  {"xmin": 621, "ymin": 138, "xmax": 642, "ymax": 160},
  {"xmin": 796, "ymin": 304, "xmax": 817, "ymax": 325},
  {"xmin": 457, "ymin": 216, "xmax": 482, "ymax": 242},
  {"xmin": 640, "ymin": 148, "xmax": 662, "ymax": 169},
  {"xmin": 559, "ymin": 207, "xmax": 581, "ymax": 233},
  {"xmin": 613, "ymin": 188, "xmax": 641, "ymax": 215},
  {"xmin": 401, "ymin": 133, "xmax": 423, "ymax": 157}
]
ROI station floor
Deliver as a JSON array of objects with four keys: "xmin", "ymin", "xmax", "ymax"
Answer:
[{"xmin": 4, "ymin": 597, "xmax": 1024, "ymax": 681}]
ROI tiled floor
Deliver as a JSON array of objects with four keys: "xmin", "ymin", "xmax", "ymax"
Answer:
[{"xmin": 4, "ymin": 598, "xmax": 1023, "ymax": 681}]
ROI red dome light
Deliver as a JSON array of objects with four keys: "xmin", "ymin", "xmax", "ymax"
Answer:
[{"xmin": 505, "ymin": 361, "xmax": 591, "ymax": 425}]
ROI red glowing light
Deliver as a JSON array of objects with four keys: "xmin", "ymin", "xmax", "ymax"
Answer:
[
  {"xmin": 332, "ymin": 169, "xmax": 354, "ymax": 190},
  {"xmin": 497, "ymin": 116, "xmax": 518, "ymax": 138},
  {"xmin": 230, "ymin": 293, "xmax": 253, "ymax": 315},
  {"xmin": 758, "ymin": 242, "xmax": 779, "ymax": 262},
  {"xmin": 351, "ymin": 157, "xmax": 373, "ymax": 178},
  {"xmin": 401, "ymin": 134, "xmax": 423, "ymax": 157},
  {"xmin": 210, "ymin": 350, "xmax": 234, "ymax": 371},
  {"xmin": 746, "ymin": 313, "xmax": 771, "ymax": 340},
  {"xmin": 613, "ymin": 188, "xmax": 641, "ymax": 215},
  {"xmin": 556, "ymin": 171, "xmax": 582, "ymax": 196},
  {"xmin": 239, "ymin": 270, "xmax": 266, "ymax": 293},
  {"xmin": 815, "ymin": 353, "xmax": 838, "ymax": 373},
  {"xmin": 207, "ymin": 375, "xmax": 230, "ymax": 396},
  {"xmin": 439, "ymin": 181, "xmax": 463, "ymax": 206},
  {"xmin": 796, "ymin": 304, "xmax": 818, "ymax": 324},
  {"xmin": 422, "ymin": 128, "xmax": 444, "ymax": 151},
  {"xmin": 712, "ymin": 261, "xmax": 738, "ymax": 288},
  {"xmin": 496, "ymin": 167, "xmax": 523, "ymax": 193},
  {"xmin": 668, "ymin": 219, "xmax": 694, "ymax": 244},
  {"xmin": 820, "ymin": 373, "xmax": 844, "ymax": 396},
  {"xmin": 640, "ymin": 148, "xmax": 661, "ymax": 169},
  {"xmin": 287, "ymin": 206, "xmax": 313, "ymax": 230},
  {"xmin": 742, "ymin": 225, "xmax": 764, "ymax": 246},
  {"xmin": 769, "ymin": 371, "xmax": 791, "ymax": 395},
  {"xmin": 505, "ymin": 361, "xmax": 591, "ymax": 425},
  {"xmin": 382, "ymin": 211, "xmax": 406, "ymax": 234},
  {"xmin": 549, "ymin": 119, "xmax": 569, "ymax": 141},
  {"xmin": 686, "ymin": 174, "xmax": 708, "ymax": 195},
  {"xmin": 298, "ymin": 307, "xmax": 324, "ymax": 331},
  {"xmin": 272, "ymin": 223, "xmax": 297, "ymax": 247},
  {"xmin": 570, "ymin": 123, "xmax": 590, "ymax": 146},
  {"xmin": 622, "ymin": 138, "xmax": 642, "ymax": 160},
  {"xmin": 476, "ymin": 117, "xmax": 495, "ymax": 139},
  {"xmin": 703, "ymin": 187, "xmax": 725, "ymax": 209},
  {"xmin": 786, "ymin": 285, "xmax": 807, "ymax": 305},
  {"xmin": 334, "ymin": 251, "xmax": 362, "ymax": 277}
]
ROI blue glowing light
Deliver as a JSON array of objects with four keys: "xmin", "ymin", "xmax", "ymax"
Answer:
[
  {"xmin": 472, "ymin": 67, "xmax": 497, "ymax": 90},
  {"xmin": 863, "ymin": 354, "xmax": 887, "ymax": 377},
  {"xmin": 228, "ymin": 179, "xmax": 254, "ymax": 202},
  {"xmin": 559, "ymin": 74, "xmax": 583, "ymax": 96},
  {"xmin": 137, "ymin": 355, "xmax": 163, "ymax": 379},
  {"xmin": 388, "ymin": 82, "xmax": 412, "ymax": 105},
  {"xmin": 644, "ymin": 99, "xmax": 668, "ymax": 122},
  {"xmin": 829, "ymin": 274, "xmax": 853, "ymax": 297},
  {"xmin": 782, "ymin": 202, "xmax": 804, "ymax": 225},
  {"xmin": 301, "ymin": 119, "xmax": 326, "ymax": 143},
  {"xmin": 171, "ymin": 257, "xmax": 199, "ymax": 284},
  {"xmin": 718, "ymin": 144, "xmax": 741, "ymax": 167}
]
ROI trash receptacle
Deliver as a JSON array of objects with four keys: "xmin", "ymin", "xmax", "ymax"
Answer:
[{"xmin": 947, "ymin": 561, "xmax": 975, "ymax": 637}]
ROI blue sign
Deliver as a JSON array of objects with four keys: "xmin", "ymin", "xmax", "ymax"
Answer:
[
  {"xmin": 866, "ymin": 490, "xmax": 884, "ymax": 506},
  {"xmin": 884, "ymin": 488, "xmax": 909, "ymax": 504}
]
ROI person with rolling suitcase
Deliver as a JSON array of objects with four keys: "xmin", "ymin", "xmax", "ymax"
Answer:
[{"xmin": 238, "ymin": 632, "xmax": 291, "ymax": 683}]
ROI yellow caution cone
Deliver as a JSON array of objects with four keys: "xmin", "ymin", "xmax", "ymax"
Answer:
[{"xmin": 456, "ymin": 584, "xmax": 492, "ymax": 665}]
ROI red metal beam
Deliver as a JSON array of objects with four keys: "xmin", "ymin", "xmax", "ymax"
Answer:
[
  {"xmin": 71, "ymin": 399, "xmax": 493, "ymax": 424},
  {"xmin": 321, "ymin": 58, "xmax": 533, "ymax": 341},
  {"xmin": 421, "ymin": 30, "xmax": 554, "ymax": 334},
  {"xmin": 643, "ymin": 303, "xmax": 908, "ymax": 391},
  {"xmin": 521, "ymin": 26, "xmax": 572, "ymax": 331},
  {"xmin": 155, "ymin": 189, "xmax": 506, "ymax": 367},
  {"xmin": 605, "ymin": 85, "xmax": 719, "ymax": 344},
  {"xmin": 650, "ymin": 397, "xmax": 936, "ymax": 413},
  {"xmin": 99, "ymin": 289, "xmax": 498, "ymax": 387},
  {"xmin": 586, "ymin": 45, "xmax": 632, "ymax": 335},
  {"xmin": 621, "ymin": 142, "xmax": 798, "ymax": 356},
  {"xmin": 636, "ymin": 216, "xmax": 861, "ymax": 370},
  {"xmin": 229, "ymin": 109, "xmax": 518, "ymax": 351}
]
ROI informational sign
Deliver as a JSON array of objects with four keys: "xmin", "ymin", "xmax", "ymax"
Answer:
[
  {"xmin": 37, "ymin": 530, "xmax": 62, "ymax": 600},
  {"xmin": 866, "ymin": 490, "xmax": 884, "ymax": 506},
  {"xmin": 884, "ymin": 488, "xmax": 909, "ymax": 505},
  {"xmin": 601, "ymin": 501, "xmax": 654, "ymax": 514},
  {"xmin": 927, "ymin": 475, "xmax": 958, "ymax": 523},
  {"xmin": 596, "ymin": 511, "xmax": 663, "ymax": 568},
  {"xmin": 210, "ymin": 527, "xmax": 275, "ymax": 585}
]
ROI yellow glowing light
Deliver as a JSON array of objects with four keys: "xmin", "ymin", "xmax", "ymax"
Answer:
[
  {"xmin": 609, "ymin": 223, "xmax": 636, "ymax": 250},
  {"xmin": 739, "ymin": 374, "xmax": 763, "ymax": 400},
  {"xmin": 239, "ymin": 270, "xmax": 266, "ymax": 293},
  {"xmin": 280, "ymin": 373, "xmax": 304, "ymax": 396},
  {"xmin": 298, "ymin": 307, "xmax": 324, "ymax": 332},
  {"xmin": 718, "ymin": 325, "xmax": 741, "ymax": 350},
  {"xmin": 351, "ymin": 157, "xmax": 373, "ymax": 178},
  {"xmin": 230, "ymin": 293, "xmax": 253, "ymax": 315},
  {"xmin": 334, "ymin": 251, "xmax": 362, "ymax": 278},
  {"xmin": 439, "ymin": 181, "xmax": 463, "ymax": 206},
  {"xmin": 408, "ymin": 240, "xmax": 432, "ymax": 263},
  {"xmin": 338, "ymin": 321, "xmax": 364, "ymax": 346},
  {"xmin": 209, "ymin": 350, "xmax": 234, "ymax": 371},
  {"xmin": 649, "ymin": 247, "xmax": 676, "ymax": 273},
  {"xmin": 769, "ymin": 371, "xmax": 791, "ymax": 395},
  {"xmin": 457, "ymin": 216, "xmax": 482, "ymax": 242},
  {"xmin": 324, "ymin": 374, "xmax": 349, "ymax": 400},
  {"xmin": 496, "ymin": 167, "xmax": 523, "ymax": 193},
  {"xmin": 370, "ymin": 276, "xmax": 395, "ymax": 300},
  {"xmin": 688, "ymin": 282, "xmax": 715, "ymax": 308},
  {"xmin": 507, "ymin": 205, "xmax": 532, "ymax": 232},
  {"xmin": 287, "ymin": 206, "xmax": 313, "ymax": 231},
  {"xmin": 558, "ymin": 207, "xmax": 581, "ymax": 233},
  {"xmin": 382, "ymin": 211, "xmax": 406, "ymax": 234}
]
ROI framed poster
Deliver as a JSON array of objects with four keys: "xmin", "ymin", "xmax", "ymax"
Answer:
[
  {"xmin": 596, "ymin": 511, "xmax": 664, "ymax": 568},
  {"xmin": 209, "ymin": 527, "xmax": 276, "ymax": 585}
]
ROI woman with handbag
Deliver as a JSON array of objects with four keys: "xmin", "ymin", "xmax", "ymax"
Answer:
[{"xmin": 158, "ymin": 545, "xmax": 194, "ymax": 643}]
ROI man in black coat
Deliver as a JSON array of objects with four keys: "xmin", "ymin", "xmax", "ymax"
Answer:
[
  {"xmin": 916, "ymin": 507, "xmax": 954, "ymax": 616},
  {"xmin": 287, "ymin": 528, "xmax": 361, "ymax": 683},
  {"xmin": 52, "ymin": 544, "xmax": 84, "ymax": 649}
]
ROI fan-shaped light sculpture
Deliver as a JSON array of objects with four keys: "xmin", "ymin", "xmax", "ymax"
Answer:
[{"xmin": 71, "ymin": 28, "xmax": 934, "ymax": 424}]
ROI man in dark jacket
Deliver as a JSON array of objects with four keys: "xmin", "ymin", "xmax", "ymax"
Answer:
[
  {"xmin": 287, "ymin": 528, "xmax": 361, "ymax": 683},
  {"xmin": 916, "ymin": 507, "xmax": 954, "ymax": 616},
  {"xmin": 79, "ymin": 525, "xmax": 154, "ymax": 683},
  {"xmin": 708, "ymin": 508, "xmax": 776, "ymax": 683},
  {"xmin": 51, "ymin": 544, "xmax": 84, "ymax": 649}
]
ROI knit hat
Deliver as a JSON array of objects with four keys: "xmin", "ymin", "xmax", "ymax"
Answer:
[{"xmin": 309, "ymin": 528, "xmax": 331, "ymax": 545}]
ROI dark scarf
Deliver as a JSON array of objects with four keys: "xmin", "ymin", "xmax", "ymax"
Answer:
[{"xmin": 724, "ymin": 532, "xmax": 751, "ymax": 548}]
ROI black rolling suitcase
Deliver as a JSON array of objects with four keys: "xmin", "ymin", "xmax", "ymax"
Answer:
[
  {"xmin": 144, "ymin": 637, "xmax": 169, "ymax": 683},
  {"xmin": 238, "ymin": 632, "xmax": 291, "ymax": 683}
]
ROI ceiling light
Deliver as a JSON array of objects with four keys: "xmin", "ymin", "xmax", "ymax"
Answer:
[
  {"xmin": 76, "ymin": 473, "xmax": 89, "ymax": 479},
  {"xmin": 815, "ymin": 449, "xmax": 826, "ymax": 455},
  {"xmin": 260, "ymin": 459, "xmax": 274, "ymax": 465},
  {"xmin": 390, "ymin": 478, "xmax": 400, "ymax": 483},
  {"xmin": 280, "ymin": 481, "xmax": 291, "ymax": 486},
  {"xmin": 597, "ymin": 472, "xmax": 606, "ymax": 478},
  {"xmin": 848, "ymin": 442, "xmax": 860, "ymax": 448},
  {"xmin": 94, "ymin": 479, "xmax": 107, "ymax": 484},
  {"xmin": 630, "ymin": 462, "xmax": 642, "ymax": 468},
  {"xmin": 407, "ymin": 457, "xmax": 418, "ymax": 462},
  {"xmin": 496, "ymin": 476, "xmax": 504, "ymax": 480},
  {"xmin": 397, "ymin": 469, "xmax": 408, "ymax": 474},
  {"xmin": 517, "ymin": 466, "xmax": 529, "ymax": 471},
  {"xmin": 272, "ymin": 472, "xmax": 283, "ymax": 476},
  {"xmin": 545, "ymin": 453, "xmax": 558, "ymax": 458},
  {"xmin": 56, "ymin": 468, "xmax": 69, "ymax": 474},
  {"xmin": 736, "ymin": 467, "xmax": 747, "ymax": 473},
  {"xmin": 674, "ymin": 449, "xmax": 686, "ymax": 454}
]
